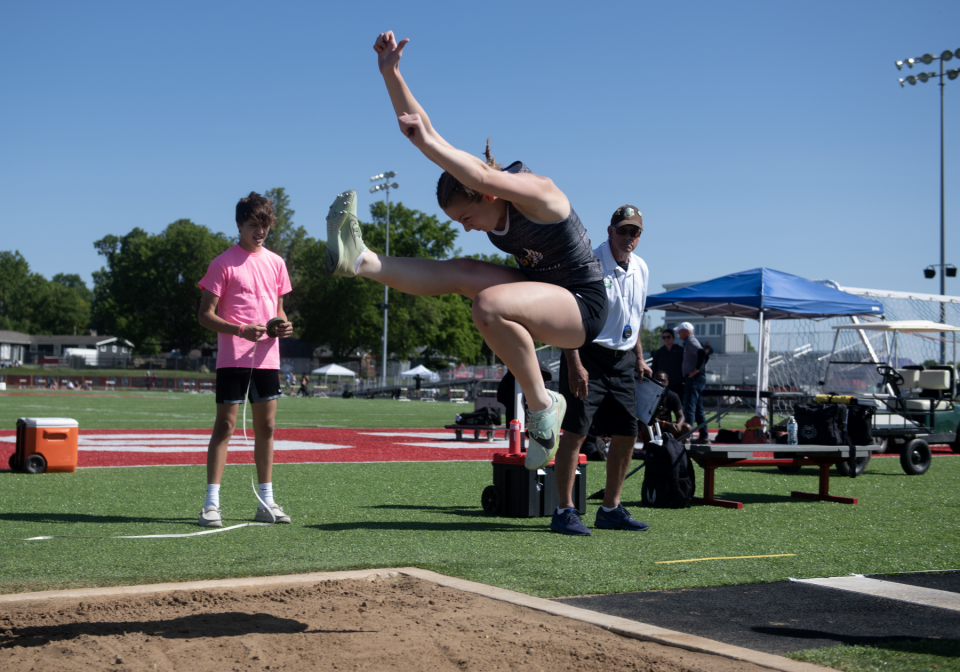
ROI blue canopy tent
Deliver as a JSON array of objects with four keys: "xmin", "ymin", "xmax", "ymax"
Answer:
[{"xmin": 645, "ymin": 268, "xmax": 884, "ymax": 412}]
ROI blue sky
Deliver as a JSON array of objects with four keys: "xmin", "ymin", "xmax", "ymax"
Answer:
[{"xmin": 2, "ymin": 0, "xmax": 958, "ymax": 306}]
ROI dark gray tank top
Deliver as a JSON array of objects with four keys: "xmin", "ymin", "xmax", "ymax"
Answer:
[{"xmin": 486, "ymin": 162, "xmax": 602, "ymax": 289}]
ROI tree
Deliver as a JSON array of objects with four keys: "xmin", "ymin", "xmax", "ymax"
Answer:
[
  {"xmin": 0, "ymin": 253, "xmax": 92, "ymax": 334},
  {"xmin": 263, "ymin": 187, "xmax": 309, "ymax": 264},
  {"xmin": 92, "ymin": 221, "xmax": 233, "ymax": 353}
]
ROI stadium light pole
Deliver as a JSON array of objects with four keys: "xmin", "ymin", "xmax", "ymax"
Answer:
[
  {"xmin": 897, "ymin": 49, "xmax": 960, "ymax": 363},
  {"xmin": 370, "ymin": 172, "xmax": 399, "ymax": 387}
]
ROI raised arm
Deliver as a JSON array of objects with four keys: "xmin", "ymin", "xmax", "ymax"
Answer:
[{"xmin": 374, "ymin": 31, "xmax": 569, "ymax": 223}]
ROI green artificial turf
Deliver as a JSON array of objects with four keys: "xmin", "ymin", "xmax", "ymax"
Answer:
[
  {"xmin": 0, "ymin": 392, "xmax": 755, "ymax": 431},
  {"xmin": 1, "ymin": 455, "xmax": 957, "ymax": 597},
  {"xmin": 787, "ymin": 639, "xmax": 960, "ymax": 671}
]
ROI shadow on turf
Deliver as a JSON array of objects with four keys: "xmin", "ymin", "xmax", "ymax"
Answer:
[
  {"xmin": 0, "ymin": 512, "xmax": 195, "ymax": 526},
  {"xmin": 0, "ymin": 613, "xmax": 379, "ymax": 647},
  {"xmin": 754, "ymin": 626, "xmax": 960, "ymax": 653}
]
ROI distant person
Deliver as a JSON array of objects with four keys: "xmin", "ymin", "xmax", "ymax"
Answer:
[
  {"xmin": 197, "ymin": 191, "xmax": 294, "ymax": 528},
  {"xmin": 676, "ymin": 322, "xmax": 708, "ymax": 444},
  {"xmin": 285, "ymin": 371, "xmax": 294, "ymax": 394},
  {"xmin": 651, "ymin": 329, "xmax": 684, "ymax": 397},
  {"xmin": 146, "ymin": 370, "xmax": 154, "ymax": 391},
  {"xmin": 703, "ymin": 341, "xmax": 714, "ymax": 358},
  {"xmin": 413, "ymin": 373, "xmax": 423, "ymax": 399},
  {"xmin": 298, "ymin": 373, "xmax": 310, "ymax": 397}
]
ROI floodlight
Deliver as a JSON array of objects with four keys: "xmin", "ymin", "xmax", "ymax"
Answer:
[
  {"xmin": 918, "ymin": 72, "xmax": 930, "ymax": 83},
  {"xmin": 390, "ymin": 183, "xmax": 399, "ymax": 189},
  {"xmin": 948, "ymin": 265, "xmax": 958, "ymax": 278},
  {"xmin": 956, "ymin": 49, "xmax": 960, "ymax": 59},
  {"xmin": 899, "ymin": 78, "xmax": 906, "ymax": 87},
  {"xmin": 925, "ymin": 266, "xmax": 936, "ymax": 279},
  {"xmin": 920, "ymin": 53, "xmax": 935, "ymax": 64},
  {"xmin": 896, "ymin": 60, "xmax": 905, "ymax": 70},
  {"xmin": 906, "ymin": 58, "xmax": 916, "ymax": 68},
  {"xmin": 906, "ymin": 75, "xmax": 917, "ymax": 85},
  {"xmin": 949, "ymin": 69, "xmax": 960, "ymax": 81},
  {"xmin": 384, "ymin": 171, "xmax": 396, "ymax": 178},
  {"xmin": 943, "ymin": 50, "xmax": 954, "ymax": 62},
  {"xmin": 369, "ymin": 173, "xmax": 384, "ymax": 182}
]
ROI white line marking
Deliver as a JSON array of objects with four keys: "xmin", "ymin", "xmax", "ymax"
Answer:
[{"xmin": 792, "ymin": 575, "xmax": 960, "ymax": 612}]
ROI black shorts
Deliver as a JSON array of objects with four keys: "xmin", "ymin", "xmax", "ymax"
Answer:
[
  {"xmin": 216, "ymin": 367, "xmax": 282, "ymax": 404},
  {"xmin": 565, "ymin": 279, "xmax": 608, "ymax": 348},
  {"xmin": 559, "ymin": 343, "xmax": 638, "ymax": 437}
]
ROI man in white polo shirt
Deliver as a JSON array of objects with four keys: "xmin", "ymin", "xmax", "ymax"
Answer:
[{"xmin": 550, "ymin": 205, "xmax": 652, "ymax": 536}]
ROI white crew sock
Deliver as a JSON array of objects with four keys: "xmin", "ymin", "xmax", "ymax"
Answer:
[
  {"xmin": 531, "ymin": 396, "xmax": 554, "ymax": 415},
  {"xmin": 600, "ymin": 505, "xmax": 618, "ymax": 513},
  {"xmin": 257, "ymin": 482, "xmax": 275, "ymax": 508},
  {"xmin": 205, "ymin": 484, "xmax": 220, "ymax": 510},
  {"xmin": 353, "ymin": 255, "xmax": 364, "ymax": 275}
]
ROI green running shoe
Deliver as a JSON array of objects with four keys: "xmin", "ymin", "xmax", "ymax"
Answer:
[
  {"xmin": 525, "ymin": 390, "xmax": 566, "ymax": 470},
  {"xmin": 325, "ymin": 190, "xmax": 366, "ymax": 277}
]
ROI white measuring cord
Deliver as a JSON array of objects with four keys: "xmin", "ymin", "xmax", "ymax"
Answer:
[{"xmin": 7, "ymin": 331, "xmax": 277, "ymax": 542}]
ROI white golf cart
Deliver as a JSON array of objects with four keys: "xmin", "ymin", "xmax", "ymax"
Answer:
[{"xmin": 820, "ymin": 320, "xmax": 960, "ymax": 475}]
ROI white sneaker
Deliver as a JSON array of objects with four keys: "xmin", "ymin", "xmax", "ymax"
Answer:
[
  {"xmin": 197, "ymin": 505, "xmax": 222, "ymax": 528},
  {"xmin": 255, "ymin": 504, "xmax": 291, "ymax": 524},
  {"xmin": 525, "ymin": 390, "xmax": 567, "ymax": 470},
  {"xmin": 324, "ymin": 190, "xmax": 366, "ymax": 277}
]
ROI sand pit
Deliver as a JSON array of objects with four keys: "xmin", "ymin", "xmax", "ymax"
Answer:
[{"xmin": 0, "ymin": 573, "xmax": 784, "ymax": 672}]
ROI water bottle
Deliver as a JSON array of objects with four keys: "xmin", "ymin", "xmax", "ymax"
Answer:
[{"xmin": 787, "ymin": 416, "xmax": 798, "ymax": 446}]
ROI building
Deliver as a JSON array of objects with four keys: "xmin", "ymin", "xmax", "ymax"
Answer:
[
  {"xmin": 0, "ymin": 331, "xmax": 32, "ymax": 365},
  {"xmin": 658, "ymin": 282, "xmax": 748, "ymax": 354}
]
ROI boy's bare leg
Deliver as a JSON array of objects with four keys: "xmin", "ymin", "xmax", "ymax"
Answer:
[
  {"xmin": 251, "ymin": 399, "xmax": 277, "ymax": 484},
  {"xmin": 206, "ymin": 403, "xmax": 238, "ymax": 484}
]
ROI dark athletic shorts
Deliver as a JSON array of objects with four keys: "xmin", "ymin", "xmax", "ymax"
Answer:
[
  {"xmin": 216, "ymin": 367, "xmax": 282, "ymax": 404},
  {"xmin": 565, "ymin": 279, "xmax": 608, "ymax": 348},
  {"xmin": 559, "ymin": 343, "xmax": 638, "ymax": 437}
]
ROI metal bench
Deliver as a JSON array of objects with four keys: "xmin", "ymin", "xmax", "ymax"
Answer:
[{"xmin": 444, "ymin": 424, "xmax": 504, "ymax": 441}]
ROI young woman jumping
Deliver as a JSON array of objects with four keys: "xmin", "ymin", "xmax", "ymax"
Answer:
[{"xmin": 325, "ymin": 31, "xmax": 607, "ymax": 470}]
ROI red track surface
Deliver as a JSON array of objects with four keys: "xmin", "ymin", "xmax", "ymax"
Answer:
[
  {"xmin": 1, "ymin": 427, "xmax": 952, "ymax": 469},
  {"xmin": 0, "ymin": 428, "xmax": 509, "ymax": 468}
]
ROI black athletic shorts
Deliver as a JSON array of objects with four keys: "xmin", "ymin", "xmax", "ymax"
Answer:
[
  {"xmin": 565, "ymin": 279, "xmax": 608, "ymax": 347},
  {"xmin": 559, "ymin": 343, "xmax": 638, "ymax": 437},
  {"xmin": 216, "ymin": 367, "xmax": 282, "ymax": 404}
]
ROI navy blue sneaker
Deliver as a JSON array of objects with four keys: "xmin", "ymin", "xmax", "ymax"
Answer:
[
  {"xmin": 595, "ymin": 504, "xmax": 649, "ymax": 531},
  {"xmin": 550, "ymin": 508, "xmax": 591, "ymax": 536}
]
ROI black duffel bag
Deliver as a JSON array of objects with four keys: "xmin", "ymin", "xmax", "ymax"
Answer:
[
  {"xmin": 454, "ymin": 407, "xmax": 501, "ymax": 426},
  {"xmin": 845, "ymin": 405, "xmax": 875, "ymax": 446},
  {"xmin": 794, "ymin": 403, "xmax": 844, "ymax": 445}
]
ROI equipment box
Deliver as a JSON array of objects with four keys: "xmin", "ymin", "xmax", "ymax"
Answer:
[
  {"xmin": 10, "ymin": 417, "xmax": 79, "ymax": 473},
  {"xmin": 483, "ymin": 454, "xmax": 587, "ymax": 517}
]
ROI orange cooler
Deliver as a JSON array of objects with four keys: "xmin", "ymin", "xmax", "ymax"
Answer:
[{"xmin": 14, "ymin": 417, "xmax": 79, "ymax": 473}]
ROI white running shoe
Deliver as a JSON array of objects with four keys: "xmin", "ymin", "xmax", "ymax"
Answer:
[
  {"xmin": 525, "ymin": 390, "xmax": 566, "ymax": 470},
  {"xmin": 325, "ymin": 190, "xmax": 366, "ymax": 277},
  {"xmin": 255, "ymin": 504, "xmax": 291, "ymax": 524},
  {"xmin": 197, "ymin": 506, "xmax": 222, "ymax": 528}
]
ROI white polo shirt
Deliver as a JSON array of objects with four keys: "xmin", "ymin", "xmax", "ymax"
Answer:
[{"xmin": 591, "ymin": 240, "xmax": 649, "ymax": 351}]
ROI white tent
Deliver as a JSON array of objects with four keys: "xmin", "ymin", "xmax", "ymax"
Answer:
[
  {"xmin": 311, "ymin": 364, "xmax": 355, "ymax": 376},
  {"xmin": 400, "ymin": 364, "xmax": 439, "ymax": 382}
]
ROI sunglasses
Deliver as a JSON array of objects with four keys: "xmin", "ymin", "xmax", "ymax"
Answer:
[
  {"xmin": 662, "ymin": 334, "xmax": 673, "ymax": 339},
  {"xmin": 614, "ymin": 225, "xmax": 642, "ymax": 238}
]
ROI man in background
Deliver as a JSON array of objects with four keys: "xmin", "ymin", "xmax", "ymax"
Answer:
[{"xmin": 676, "ymin": 322, "xmax": 709, "ymax": 444}]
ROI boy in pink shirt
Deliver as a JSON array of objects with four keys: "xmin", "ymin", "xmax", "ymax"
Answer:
[{"xmin": 196, "ymin": 192, "xmax": 294, "ymax": 527}]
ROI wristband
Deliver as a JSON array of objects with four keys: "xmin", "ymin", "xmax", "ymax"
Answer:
[{"xmin": 239, "ymin": 324, "xmax": 245, "ymax": 337}]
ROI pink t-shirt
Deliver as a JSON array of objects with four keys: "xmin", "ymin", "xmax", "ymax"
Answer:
[{"xmin": 198, "ymin": 244, "xmax": 292, "ymax": 370}]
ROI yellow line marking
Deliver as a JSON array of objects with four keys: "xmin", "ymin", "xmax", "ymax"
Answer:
[{"xmin": 655, "ymin": 554, "xmax": 796, "ymax": 564}]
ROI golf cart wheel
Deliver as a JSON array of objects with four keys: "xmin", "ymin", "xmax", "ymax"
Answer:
[
  {"xmin": 481, "ymin": 485, "xmax": 501, "ymax": 515},
  {"xmin": 835, "ymin": 455, "xmax": 872, "ymax": 477},
  {"xmin": 23, "ymin": 454, "xmax": 46, "ymax": 474},
  {"xmin": 900, "ymin": 439, "xmax": 931, "ymax": 475}
]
